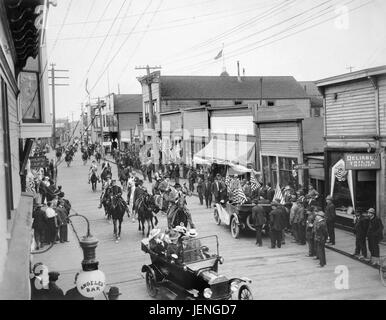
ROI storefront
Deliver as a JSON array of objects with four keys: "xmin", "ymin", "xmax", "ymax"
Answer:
[{"xmin": 325, "ymin": 149, "xmax": 381, "ymax": 230}]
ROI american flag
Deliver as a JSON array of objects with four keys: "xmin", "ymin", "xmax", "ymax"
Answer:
[
  {"xmin": 250, "ymin": 173, "xmax": 261, "ymax": 191},
  {"xmin": 274, "ymin": 183, "xmax": 285, "ymax": 204},
  {"xmin": 225, "ymin": 172, "xmax": 232, "ymax": 193},
  {"xmin": 233, "ymin": 186, "xmax": 247, "ymax": 205}
]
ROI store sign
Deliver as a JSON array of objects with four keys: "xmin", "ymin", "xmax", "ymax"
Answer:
[
  {"xmin": 29, "ymin": 156, "xmax": 48, "ymax": 170},
  {"xmin": 344, "ymin": 153, "xmax": 380, "ymax": 170},
  {"xmin": 76, "ymin": 270, "xmax": 106, "ymax": 298}
]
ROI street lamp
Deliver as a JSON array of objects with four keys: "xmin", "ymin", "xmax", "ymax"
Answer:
[{"xmin": 67, "ymin": 214, "xmax": 106, "ymax": 299}]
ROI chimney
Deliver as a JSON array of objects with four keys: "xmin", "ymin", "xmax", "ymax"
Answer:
[
  {"xmin": 237, "ymin": 61, "xmax": 241, "ymax": 82},
  {"xmin": 243, "ymin": 68, "xmax": 246, "ymax": 77}
]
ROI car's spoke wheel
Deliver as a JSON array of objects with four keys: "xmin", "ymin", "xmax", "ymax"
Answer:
[
  {"xmin": 238, "ymin": 285, "xmax": 253, "ymax": 300},
  {"xmin": 214, "ymin": 208, "xmax": 221, "ymax": 225},
  {"xmin": 231, "ymin": 217, "xmax": 240, "ymax": 239},
  {"xmin": 145, "ymin": 270, "xmax": 158, "ymax": 298}
]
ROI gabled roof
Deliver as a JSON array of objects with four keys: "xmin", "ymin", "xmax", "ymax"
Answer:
[
  {"xmin": 113, "ymin": 94, "xmax": 142, "ymax": 114},
  {"xmin": 159, "ymin": 76, "xmax": 308, "ymax": 100}
]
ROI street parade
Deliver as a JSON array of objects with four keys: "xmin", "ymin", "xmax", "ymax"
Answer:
[{"xmin": 1, "ymin": 0, "xmax": 385, "ymax": 308}]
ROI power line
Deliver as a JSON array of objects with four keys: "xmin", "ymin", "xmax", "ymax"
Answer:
[
  {"xmin": 116, "ymin": 0, "xmax": 165, "ymax": 83},
  {"xmin": 79, "ymin": 0, "xmax": 128, "ymax": 90},
  {"xmin": 186, "ymin": 0, "xmax": 372, "ymax": 74},
  {"xmin": 86, "ymin": 1, "xmax": 153, "ymax": 96},
  {"xmin": 49, "ymin": 0, "xmax": 219, "ymax": 27},
  {"xmin": 49, "ymin": 0, "xmax": 74, "ymax": 55}
]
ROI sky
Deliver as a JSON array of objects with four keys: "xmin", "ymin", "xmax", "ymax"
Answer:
[{"xmin": 45, "ymin": 0, "xmax": 386, "ymax": 119}]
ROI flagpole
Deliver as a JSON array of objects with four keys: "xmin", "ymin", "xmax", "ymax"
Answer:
[{"xmin": 222, "ymin": 43, "xmax": 225, "ymax": 71}]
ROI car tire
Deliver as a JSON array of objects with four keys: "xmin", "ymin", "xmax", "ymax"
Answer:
[
  {"xmin": 230, "ymin": 217, "xmax": 240, "ymax": 239},
  {"xmin": 214, "ymin": 208, "xmax": 221, "ymax": 225},
  {"xmin": 238, "ymin": 285, "xmax": 253, "ymax": 300},
  {"xmin": 246, "ymin": 214, "xmax": 256, "ymax": 231},
  {"xmin": 145, "ymin": 269, "xmax": 158, "ymax": 298}
]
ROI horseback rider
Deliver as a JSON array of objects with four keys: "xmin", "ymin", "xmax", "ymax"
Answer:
[
  {"xmin": 99, "ymin": 177, "xmax": 112, "ymax": 210},
  {"xmin": 133, "ymin": 180, "xmax": 148, "ymax": 214},
  {"xmin": 88, "ymin": 160, "xmax": 100, "ymax": 183},
  {"xmin": 166, "ymin": 183, "xmax": 195, "ymax": 230}
]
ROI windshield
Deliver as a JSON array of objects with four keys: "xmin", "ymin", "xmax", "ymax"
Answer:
[{"xmin": 181, "ymin": 235, "xmax": 219, "ymax": 264}]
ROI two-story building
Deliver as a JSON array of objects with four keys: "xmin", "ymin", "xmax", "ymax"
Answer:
[
  {"xmin": 316, "ymin": 65, "xmax": 386, "ymax": 232},
  {"xmin": 252, "ymin": 79, "xmax": 324, "ymax": 189},
  {"xmin": 0, "ymin": 0, "xmax": 52, "ymax": 299},
  {"xmin": 112, "ymin": 94, "xmax": 143, "ymax": 149},
  {"xmin": 138, "ymin": 72, "xmax": 313, "ymax": 170}
]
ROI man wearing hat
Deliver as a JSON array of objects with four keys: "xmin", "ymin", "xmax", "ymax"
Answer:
[
  {"xmin": 43, "ymin": 271, "xmax": 64, "ymax": 300},
  {"xmin": 107, "ymin": 286, "xmax": 121, "ymax": 300},
  {"xmin": 211, "ymin": 174, "xmax": 225, "ymax": 204},
  {"xmin": 325, "ymin": 195, "xmax": 336, "ymax": 245},
  {"xmin": 269, "ymin": 200, "xmax": 287, "ymax": 249},
  {"xmin": 353, "ymin": 211, "xmax": 369, "ymax": 259},
  {"xmin": 366, "ymin": 208, "xmax": 384, "ymax": 265},
  {"xmin": 32, "ymin": 203, "xmax": 47, "ymax": 250},
  {"xmin": 251, "ymin": 199, "xmax": 266, "ymax": 247},
  {"xmin": 313, "ymin": 209, "xmax": 328, "ymax": 267}
]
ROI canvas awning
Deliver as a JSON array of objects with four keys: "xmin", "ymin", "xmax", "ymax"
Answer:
[{"xmin": 193, "ymin": 139, "xmax": 255, "ymax": 172}]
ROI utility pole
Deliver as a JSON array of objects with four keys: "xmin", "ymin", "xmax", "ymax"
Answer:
[
  {"xmin": 135, "ymin": 65, "xmax": 161, "ymax": 169},
  {"xmin": 97, "ymin": 97, "xmax": 106, "ymax": 158},
  {"xmin": 49, "ymin": 64, "xmax": 69, "ymax": 148}
]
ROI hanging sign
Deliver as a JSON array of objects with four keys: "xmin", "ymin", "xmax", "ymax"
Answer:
[
  {"xmin": 29, "ymin": 156, "xmax": 48, "ymax": 170},
  {"xmin": 344, "ymin": 153, "xmax": 380, "ymax": 170}
]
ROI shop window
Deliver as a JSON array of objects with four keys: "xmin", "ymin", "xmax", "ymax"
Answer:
[
  {"xmin": 19, "ymin": 71, "xmax": 41, "ymax": 123},
  {"xmin": 279, "ymin": 157, "xmax": 298, "ymax": 189}
]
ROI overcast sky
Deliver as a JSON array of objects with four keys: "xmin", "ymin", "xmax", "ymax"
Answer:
[{"xmin": 45, "ymin": 0, "xmax": 386, "ymax": 119}]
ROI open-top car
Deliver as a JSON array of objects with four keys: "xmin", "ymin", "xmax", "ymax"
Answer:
[
  {"xmin": 214, "ymin": 201, "xmax": 272, "ymax": 238},
  {"xmin": 141, "ymin": 235, "xmax": 253, "ymax": 300}
]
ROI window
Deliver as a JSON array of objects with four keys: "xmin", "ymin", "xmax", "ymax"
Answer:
[
  {"xmin": 267, "ymin": 101, "xmax": 275, "ymax": 107},
  {"xmin": 199, "ymin": 101, "xmax": 208, "ymax": 106},
  {"xmin": 19, "ymin": 71, "xmax": 41, "ymax": 123},
  {"xmin": 139, "ymin": 115, "xmax": 143, "ymax": 124},
  {"xmin": 262, "ymin": 156, "xmax": 277, "ymax": 186},
  {"xmin": 278, "ymin": 157, "xmax": 298, "ymax": 189},
  {"xmin": 234, "ymin": 101, "xmax": 242, "ymax": 105},
  {"xmin": 313, "ymin": 107, "xmax": 321, "ymax": 117},
  {"xmin": 1, "ymin": 79, "xmax": 14, "ymax": 219}
]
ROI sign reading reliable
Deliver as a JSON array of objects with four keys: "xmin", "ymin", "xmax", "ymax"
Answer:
[{"xmin": 344, "ymin": 153, "xmax": 381, "ymax": 170}]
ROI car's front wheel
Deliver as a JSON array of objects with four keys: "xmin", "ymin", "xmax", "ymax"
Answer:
[
  {"xmin": 145, "ymin": 270, "xmax": 158, "ymax": 298},
  {"xmin": 238, "ymin": 285, "xmax": 253, "ymax": 300},
  {"xmin": 230, "ymin": 217, "xmax": 240, "ymax": 239}
]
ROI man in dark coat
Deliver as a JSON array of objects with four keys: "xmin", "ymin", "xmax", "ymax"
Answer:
[
  {"xmin": 314, "ymin": 210, "xmax": 328, "ymax": 267},
  {"xmin": 203, "ymin": 178, "xmax": 212, "ymax": 208},
  {"xmin": 56, "ymin": 200, "xmax": 69, "ymax": 243},
  {"xmin": 305, "ymin": 207, "xmax": 316, "ymax": 257},
  {"xmin": 366, "ymin": 208, "xmax": 384, "ymax": 265},
  {"xmin": 211, "ymin": 174, "xmax": 225, "ymax": 204},
  {"xmin": 353, "ymin": 211, "xmax": 369, "ymax": 259},
  {"xmin": 269, "ymin": 200, "xmax": 287, "ymax": 248},
  {"xmin": 32, "ymin": 204, "xmax": 47, "ymax": 249},
  {"xmin": 174, "ymin": 164, "xmax": 180, "ymax": 184},
  {"xmin": 44, "ymin": 272, "xmax": 64, "ymax": 300},
  {"xmin": 266, "ymin": 183, "xmax": 275, "ymax": 202},
  {"xmin": 325, "ymin": 195, "xmax": 336, "ymax": 245},
  {"xmin": 196, "ymin": 177, "xmax": 204, "ymax": 205},
  {"xmin": 252, "ymin": 199, "xmax": 266, "ymax": 246},
  {"xmin": 147, "ymin": 162, "xmax": 154, "ymax": 183}
]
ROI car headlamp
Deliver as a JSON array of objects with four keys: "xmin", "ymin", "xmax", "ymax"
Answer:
[
  {"xmin": 230, "ymin": 282, "xmax": 238, "ymax": 293},
  {"xmin": 203, "ymin": 288, "xmax": 213, "ymax": 299}
]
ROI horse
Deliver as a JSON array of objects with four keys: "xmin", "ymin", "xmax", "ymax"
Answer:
[
  {"xmin": 136, "ymin": 193, "xmax": 159, "ymax": 237},
  {"xmin": 95, "ymin": 151, "xmax": 101, "ymax": 164},
  {"xmin": 167, "ymin": 196, "xmax": 193, "ymax": 229},
  {"xmin": 82, "ymin": 152, "xmax": 88, "ymax": 165},
  {"xmin": 65, "ymin": 153, "xmax": 73, "ymax": 167},
  {"xmin": 90, "ymin": 171, "xmax": 99, "ymax": 192},
  {"xmin": 110, "ymin": 196, "xmax": 128, "ymax": 241}
]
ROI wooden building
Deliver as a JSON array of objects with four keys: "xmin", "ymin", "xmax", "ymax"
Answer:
[
  {"xmin": 0, "ymin": 0, "xmax": 52, "ymax": 299},
  {"xmin": 113, "ymin": 94, "xmax": 143, "ymax": 149},
  {"xmin": 316, "ymin": 65, "xmax": 386, "ymax": 232}
]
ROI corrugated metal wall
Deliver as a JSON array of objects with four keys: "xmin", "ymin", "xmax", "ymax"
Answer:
[
  {"xmin": 325, "ymin": 79, "xmax": 376, "ymax": 136},
  {"xmin": 260, "ymin": 122, "xmax": 300, "ymax": 157},
  {"xmin": 378, "ymin": 75, "xmax": 386, "ymax": 136},
  {"xmin": 210, "ymin": 109, "xmax": 253, "ymax": 135}
]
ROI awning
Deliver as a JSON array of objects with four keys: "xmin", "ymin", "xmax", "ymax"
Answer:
[{"xmin": 193, "ymin": 138, "xmax": 255, "ymax": 171}]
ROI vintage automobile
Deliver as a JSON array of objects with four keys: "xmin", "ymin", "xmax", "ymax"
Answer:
[
  {"xmin": 141, "ymin": 235, "xmax": 253, "ymax": 300},
  {"xmin": 213, "ymin": 201, "xmax": 272, "ymax": 238}
]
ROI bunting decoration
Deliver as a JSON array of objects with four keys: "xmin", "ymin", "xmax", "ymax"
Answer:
[
  {"xmin": 274, "ymin": 183, "xmax": 285, "ymax": 204},
  {"xmin": 250, "ymin": 173, "xmax": 261, "ymax": 191},
  {"xmin": 233, "ymin": 186, "xmax": 247, "ymax": 205}
]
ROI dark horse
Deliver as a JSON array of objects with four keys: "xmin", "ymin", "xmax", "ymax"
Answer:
[
  {"xmin": 167, "ymin": 197, "xmax": 193, "ymax": 229},
  {"xmin": 90, "ymin": 171, "xmax": 99, "ymax": 192},
  {"xmin": 136, "ymin": 193, "xmax": 159, "ymax": 237},
  {"xmin": 65, "ymin": 153, "xmax": 73, "ymax": 167},
  {"xmin": 110, "ymin": 196, "xmax": 128, "ymax": 241}
]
